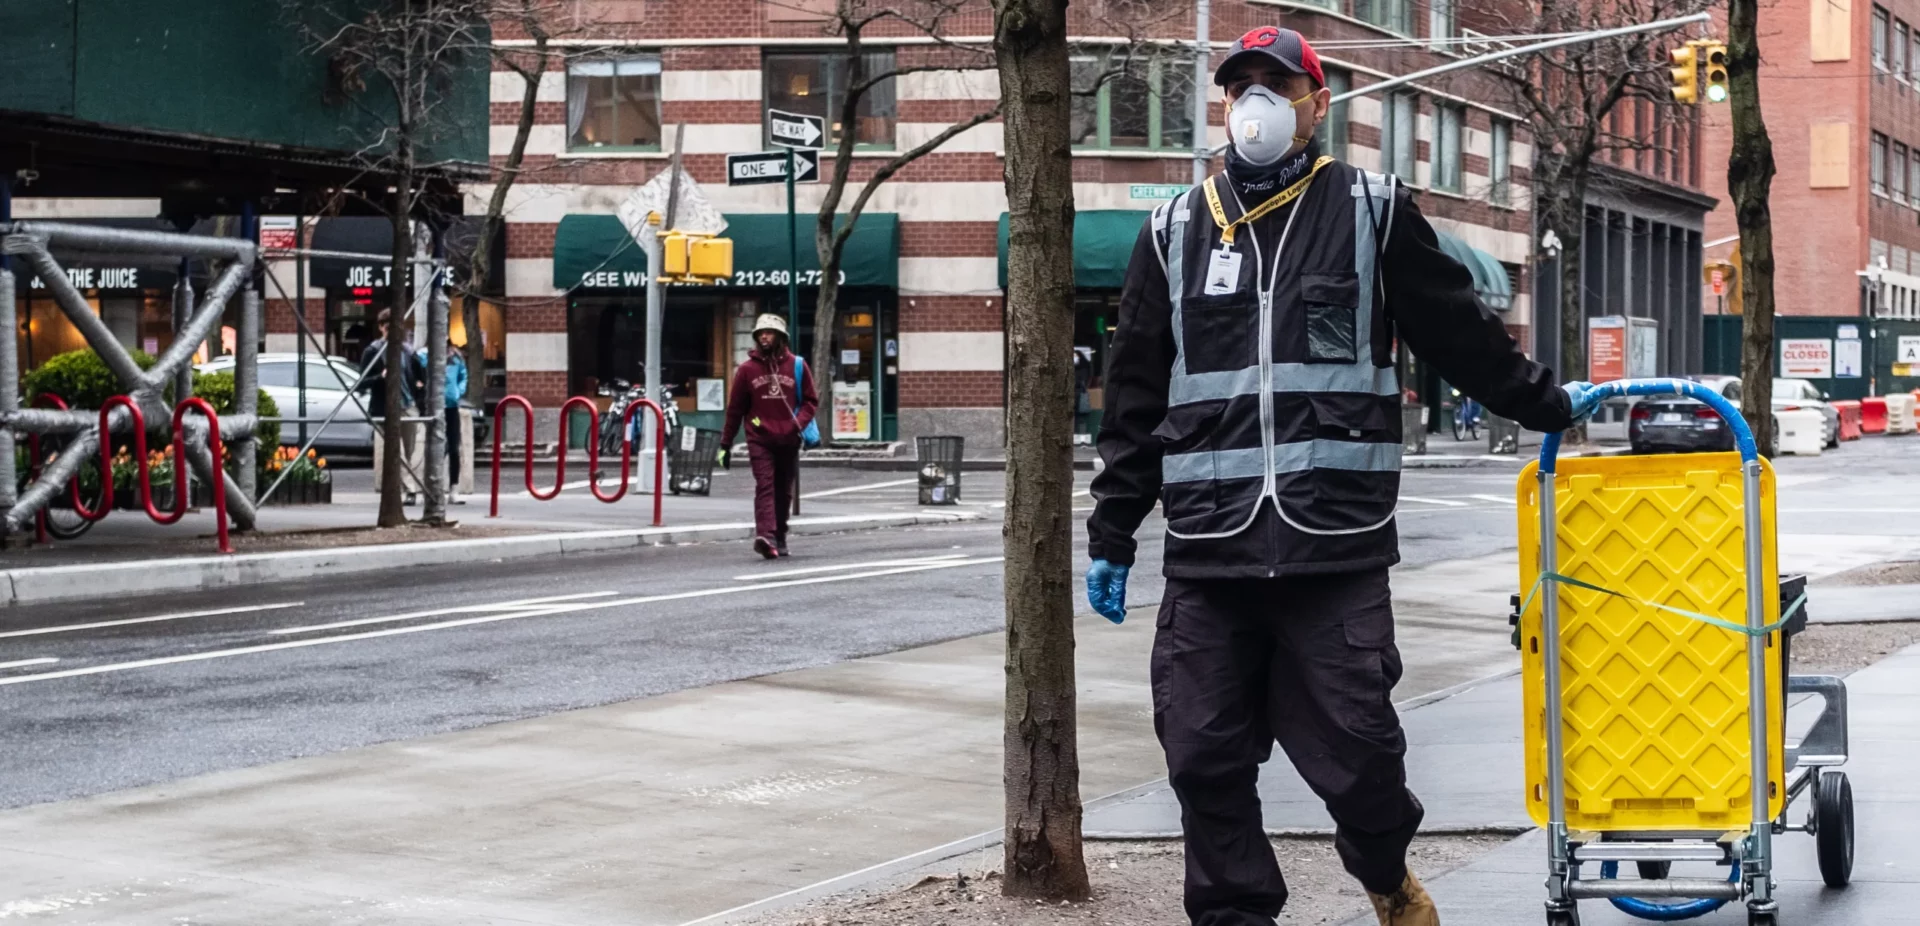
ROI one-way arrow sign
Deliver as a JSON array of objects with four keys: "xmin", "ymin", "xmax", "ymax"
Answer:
[
  {"xmin": 767, "ymin": 109, "xmax": 826, "ymax": 150},
  {"xmin": 727, "ymin": 149, "xmax": 820, "ymax": 186}
]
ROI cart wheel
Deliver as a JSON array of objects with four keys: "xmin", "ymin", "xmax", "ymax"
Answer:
[
  {"xmin": 1748, "ymin": 909, "xmax": 1778, "ymax": 926},
  {"xmin": 1817, "ymin": 769, "xmax": 1855, "ymax": 888},
  {"xmin": 1635, "ymin": 860, "xmax": 1672, "ymax": 880},
  {"xmin": 1546, "ymin": 907, "xmax": 1580, "ymax": 926}
]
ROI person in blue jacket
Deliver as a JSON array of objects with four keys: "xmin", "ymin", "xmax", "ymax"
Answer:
[{"xmin": 419, "ymin": 338, "xmax": 470, "ymax": 504}]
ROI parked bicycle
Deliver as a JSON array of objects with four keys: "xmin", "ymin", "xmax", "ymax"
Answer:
[{"xmin": 592, "ymin": 377, "xmax": 679, "ymax": 488}]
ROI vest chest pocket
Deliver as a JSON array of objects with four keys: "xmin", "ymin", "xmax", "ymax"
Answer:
[
  {"xmin": 1180, "ymin": 291, "xmax": 1258, "ymax": 374},
  {"xmin": 1301, "ymin": 271, "xmax": 1360, "ymax": 364}
]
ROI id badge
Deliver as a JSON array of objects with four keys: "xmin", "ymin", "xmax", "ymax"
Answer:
[{"xmin": 1203, "ymin": 247, "xmax": 1243, "ymax": 295}]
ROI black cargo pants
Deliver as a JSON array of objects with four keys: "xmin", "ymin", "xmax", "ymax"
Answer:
[{"xmin": 1152, "ymin": 569, "xmax": 1423, "ymax": 925}]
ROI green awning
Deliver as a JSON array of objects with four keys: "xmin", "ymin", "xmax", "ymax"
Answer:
[
  {"xmin": 996, "ymin": 210, "xmax": 1151, "ymax": 291},
  {"xmin": 553, "ymin": 213, "xmax": 899, "ymax": 290},
  {"xmin": 1433, "ymin": 230, "xmax": 1514, "ymax": 311}
]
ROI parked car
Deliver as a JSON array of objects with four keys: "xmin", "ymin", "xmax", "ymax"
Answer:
[
  {"xmin": 1629, "ymin": 375, "xmax": 1745, "ymax": 455},
  {"xmin": 1630, "ymin": 375, "xmax": 1840, "ymax": 456},
  {"xmin": 1773, "ymin": 378, "xmax": 1841, "ymax": 449},
  {"xmin": 196, "ymin": 353, "xmax": 375, "ymax": 456}
]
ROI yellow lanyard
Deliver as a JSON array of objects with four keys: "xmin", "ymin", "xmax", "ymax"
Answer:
[{"xmin": 1203, "ymin": 156, "xmax": 1334, "ymax": 246}]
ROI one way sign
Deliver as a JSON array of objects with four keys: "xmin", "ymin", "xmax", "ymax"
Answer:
[
  {"xmin": 767, "ymin": 109, "xmax": 826, "ymax": 149},
  {"xmin": 727, "ymin": 149, "xmax": 820, "ymax": 186}
]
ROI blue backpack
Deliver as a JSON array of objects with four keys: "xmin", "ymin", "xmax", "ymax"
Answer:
[{"xmin": 791, "ymin": 355, "xmax": 821, "ymax": 449}]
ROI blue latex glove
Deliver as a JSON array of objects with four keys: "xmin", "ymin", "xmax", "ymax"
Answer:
[
  {"xmin": 1087, "ymin": 559, "xmax": 1131, "ymax": 624},
  {"xmin": 1561, "ymin": 381, "xmax": 1603, "ymax": 422}
]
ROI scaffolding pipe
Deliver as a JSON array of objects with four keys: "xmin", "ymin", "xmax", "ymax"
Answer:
[
  {"xmin": 0, "ymin": 221, "xmax": 256, "ymax": 261},
  {"xmin": 422, "ymin": 229, "xmax": 449, "ymax": 522},
  {"xmin": 151, "ymin": 261, "xmax": 249, "ymax": 397},
  {"xmin": 0, "ymin": 194, "xmax": 15, "ymax": 538},
  {"xmin": 8, "ymin": 245, "xmax": 155, "ymax": 392},
  {"xmin": 235, "ymin": 206, "xmax": 261, "ymax": 507}
]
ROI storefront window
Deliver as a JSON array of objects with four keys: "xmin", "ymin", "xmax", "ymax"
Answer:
[
  {"xmin": 567, "ymin": 54, "xmax": 663, "ymax": 150},
  {"xmin": 764, "ymin": 50, "xmax": 896, "ymax": 148}
]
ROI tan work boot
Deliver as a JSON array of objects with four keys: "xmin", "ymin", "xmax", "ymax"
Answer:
[{"xmin": 1367, "ymin": 871, "xmax": 1439, "ymax": 926}]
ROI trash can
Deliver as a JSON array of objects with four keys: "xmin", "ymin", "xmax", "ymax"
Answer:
[
  {"xmin": 668, "ymin": 426, "xmax": 720, "ymax": 495},
  {"xmin": 1488, "ymin": 415, "xmax": 1521, "ymax": 455},
  {"xmin": 1401, "ymin": 404, "xmax": 1427, "ymax": 456},
  {"xmin": 916, "ymin": 435, "xmax": 963, "ymax": 505}
]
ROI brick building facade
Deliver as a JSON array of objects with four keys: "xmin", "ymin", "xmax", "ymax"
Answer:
[
  {"xmin": 1699, "ymin": 0, "xmax": 1920, "ymax": 321},
  {"xmin": 442, "ymin": 0, "xmax": 1557, "ymax": 447}
]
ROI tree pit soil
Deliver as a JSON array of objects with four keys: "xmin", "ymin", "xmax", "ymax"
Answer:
[
  {"xmin": 757, "ymin": 833, "xmax": 1507, "ymax": 926},
  {"xmin": 1789, "ymin": 620, "xmax": 1920, "ymax": 673}
]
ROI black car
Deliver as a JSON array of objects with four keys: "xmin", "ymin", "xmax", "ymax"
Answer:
[{"xmin": 1629, "ymin": 376, "xmax": 1745, "ymax": 454}]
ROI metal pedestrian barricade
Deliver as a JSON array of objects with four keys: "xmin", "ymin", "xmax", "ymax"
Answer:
[
  {"xmin": 489, "ymin": 394, "xmax": 666, "ymax": 525},
  {"xmin": 916, "ymin": 435, "xmax": 963, "ymax": 505}
]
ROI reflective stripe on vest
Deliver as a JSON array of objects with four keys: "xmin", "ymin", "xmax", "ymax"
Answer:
[
  {"xmin": 1163, "ymin": 440, "xmax": 1406, "ymax": 484},
  {"xmin": 1160, "ymin": 168, "xmax": 1404, "ymax": 491}
]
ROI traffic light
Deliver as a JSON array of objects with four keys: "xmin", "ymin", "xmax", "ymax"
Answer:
[
  {"xmin": 656, "ymin": 230, "xmax": 734, "ymax": 284},
  {"xmin": 1671, "ymin": 44, "xmax": 1700, "ymax": 104},
  {"xmin": 1702, "ymin": 41, "xmax": 1729, "ymax": 103}
]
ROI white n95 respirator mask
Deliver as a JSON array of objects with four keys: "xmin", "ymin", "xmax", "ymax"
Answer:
[{"xmin": 1228, "ymin": 85, "xmax": 1314, "ymax": 166}]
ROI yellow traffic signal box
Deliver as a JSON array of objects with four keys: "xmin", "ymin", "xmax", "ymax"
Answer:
[
  {"xmin": 1671, "ymin": 44, "xmax": 1700, "ymax": 104},
  {"xmin": 689, "ymin": 236, "xmax": 733, "ymax": 281},
  {"xmin": 1703, "ymin": 42, "xmax": 1729, "ymax": 103}
]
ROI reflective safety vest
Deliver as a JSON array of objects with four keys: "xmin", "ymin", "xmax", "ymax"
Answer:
[{"xmin": 1149, "ymin": 162, "xmax": 1404, "ymax": 541}]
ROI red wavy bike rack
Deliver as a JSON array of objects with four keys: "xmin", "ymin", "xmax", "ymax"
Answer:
[
  {"xmin": 70, "ymin": 395, "xmax": 232, "ymax": 554},
  {"xmin": 25, "ymin": 392, "xmax": 80, "ymax": 544},
  {"xmin": 489, "ymin": 394, "xmax": 666, "ymax": 525}
]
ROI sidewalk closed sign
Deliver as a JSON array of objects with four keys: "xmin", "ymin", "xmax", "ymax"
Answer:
[{"xmin": 1780, "ymin": 338, "xmax": 1833, "ymax": 377}]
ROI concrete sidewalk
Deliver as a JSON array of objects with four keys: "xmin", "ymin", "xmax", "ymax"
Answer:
[
  {"xmin": 0, "ymin": 562, "xmax": 1528, "ymax": 926},
  {"xmin": 1338, "ymin": 645, "xmax": 1920, "ymax": 926}
]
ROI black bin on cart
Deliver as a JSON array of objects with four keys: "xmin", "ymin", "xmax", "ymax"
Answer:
[
  {"xmin": 669, "ymin": 427, "xmax": 721, "ymax": 495},
  {"xmin": 917, "ymin": 435, "xmax": 963, "ymax": 505}
]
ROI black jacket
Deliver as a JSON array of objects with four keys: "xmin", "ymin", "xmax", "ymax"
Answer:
[{"xmin": 1087, "ymin": 162, "xmax": 1573, "ymax": 579}]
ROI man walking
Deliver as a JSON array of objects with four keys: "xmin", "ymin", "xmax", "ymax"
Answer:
[
  {"xmin": 720, "ymin": 314, "xmax": 818, "ymax": 559},
  {"xmin": 1084, "ymin": 27, "xmax": 1597, "ymax": 926},
  {"xmin": 361, "ymin": 308, "xmax": 426, "ymax": 507}
]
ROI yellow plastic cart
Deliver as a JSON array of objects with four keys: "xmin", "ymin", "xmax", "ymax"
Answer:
[{"xmin": 1515, "ymin": 379, "xmax": 1854, "ymax": 926}]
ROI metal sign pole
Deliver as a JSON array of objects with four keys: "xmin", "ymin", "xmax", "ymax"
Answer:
[{"xmin": 787, "ymin": 147, "xmax": 800, "ymax": 336}]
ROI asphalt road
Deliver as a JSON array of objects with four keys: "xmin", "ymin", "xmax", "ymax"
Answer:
[{"xmin": 2, "ymin": 443, "xmax": 1913, "ymax": 810}]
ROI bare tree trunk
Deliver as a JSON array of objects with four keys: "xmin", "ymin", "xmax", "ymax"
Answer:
[
  {"xmin": 810, "ymin": 23, "xmax": 869, "ymax": 446},
  {"xmin": 466, "ymin": 27, "xmax": 552, "ymax": 406},
  {"xmin": 379, "ymin": 168, "xmax": 413, "ymax": 529},
  {"xmin": 1727, "ymin": 0, "xmax": 1777, "ymax": 453},
  {"xmin": 993, "ymin": 0, "xmax": 1088, "ymax": 903}
]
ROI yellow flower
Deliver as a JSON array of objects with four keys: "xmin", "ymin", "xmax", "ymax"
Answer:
[
  {"xmin": 307, "ymin": 448, "xmax": 317, "ymax": 459},
  {"xmin": 316, "ymin": 458, "xmax": 327, "ymax": 469}
]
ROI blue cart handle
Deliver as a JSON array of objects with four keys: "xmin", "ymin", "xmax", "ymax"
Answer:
[{"xmin": 1540, "ymin": 379, "xmax": 1758, "ymax": 473}]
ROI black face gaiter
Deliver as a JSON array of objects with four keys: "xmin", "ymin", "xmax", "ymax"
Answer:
[{"xmin": 1224, "ymin": 138, "xmax": 1322, "ymax": 202}]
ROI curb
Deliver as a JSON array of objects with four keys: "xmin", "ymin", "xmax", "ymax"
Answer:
[{"xmin": 0, "ymin": 510, "xmax": 981, "ymax": 607}]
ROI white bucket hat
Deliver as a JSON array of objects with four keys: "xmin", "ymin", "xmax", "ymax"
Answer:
[{"xmin": 752, "ymin": 313, "xmax": 789, "ymax": 338}]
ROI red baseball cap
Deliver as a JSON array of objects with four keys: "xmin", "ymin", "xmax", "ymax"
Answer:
[{"xmin": 1214, "ymin": 26, "xmax": 1325, "ymax": 89}]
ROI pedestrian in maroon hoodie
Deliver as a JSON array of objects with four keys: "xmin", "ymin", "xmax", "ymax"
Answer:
[{"xmin": 720, "ymin": 314, "xmax": 818, "ymax": 558}]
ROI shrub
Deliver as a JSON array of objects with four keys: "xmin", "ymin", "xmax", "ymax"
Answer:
[
  {"xmin": 190, "ymin": 370, "xmax": 281, "ymax": 453},
  {"xmin": 21, "ymin": 348, "xmax": 157, "ymax": 410}
]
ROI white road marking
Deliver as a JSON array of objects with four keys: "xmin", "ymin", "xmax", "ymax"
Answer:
[
  {"xmin": 800, "ymin": 477, "xmax": 919, "ymax": 499},
  {"xmin": 0, "ymin": 602, "xmax": 305, "ymax": 640},
  {"xmin": 0, "ymin": 558, "xmax": 1006, "ymax": 687},
  {"xmin": 270, "ymin": 591, "xmax": 618, "ymax": 636},
  {"xmin": 1468, "ymin": 494, "xmax": 1517, "ymax": 505},
  {"xmin": 735, "ymin": 554, "xmax": 968, "ymax": 581},
  {"xmin": 0, "ymin": 658, "xmax": 58, "ymax": 670},
  {"xmin": 1400, "ymin": 495, "xmax": 1468, "ymax": 507}
]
